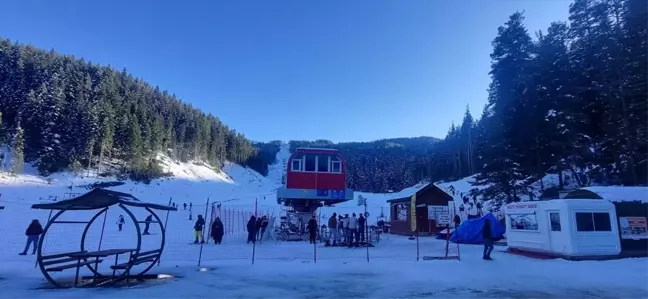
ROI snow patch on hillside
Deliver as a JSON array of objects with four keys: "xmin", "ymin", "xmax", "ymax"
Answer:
[{"xmin": 0, "ymin": 154, "xmax": 280, "ymax": 208}]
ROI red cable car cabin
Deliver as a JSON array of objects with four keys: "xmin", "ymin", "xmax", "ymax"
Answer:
[{"xmin": 276, "ymin": 148, "xmax": 354, "ymax": 213}]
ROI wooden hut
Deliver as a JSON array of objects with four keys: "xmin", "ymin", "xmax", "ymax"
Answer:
[{"xmin": 387, "ymin": 183, "xmax": 453, "ymax": 236}]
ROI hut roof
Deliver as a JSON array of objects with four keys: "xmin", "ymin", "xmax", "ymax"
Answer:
[
  {"xmin": 386, "ymin": 183, "xmax": 453, "ymax": 203},
  {"xmin": 31, "ymin": 189, "xmax": 177, "ymax": 211},
  {"xmin": 564, "ymin": 186, "xmax": 648, "ymax": 203}
]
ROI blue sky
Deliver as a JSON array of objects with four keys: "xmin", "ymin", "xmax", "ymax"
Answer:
[{"xmin": 1, "ymin": 0, "xmax": 570, "ymax": 142}]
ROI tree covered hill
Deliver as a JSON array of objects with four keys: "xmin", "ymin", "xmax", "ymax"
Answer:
[{"xmin": 0, "ymin": 38, "xmax": 261, "ymax": 180}]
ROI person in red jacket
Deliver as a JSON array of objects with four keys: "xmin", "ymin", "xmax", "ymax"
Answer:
[{"xmin": 20, "ymin": 219, "xmax": 43, "ymax": 255}]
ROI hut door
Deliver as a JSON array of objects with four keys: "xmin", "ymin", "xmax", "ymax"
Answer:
[{"xmin": 547, "ymin": 211, "xmax": 566, "ymax": 253}]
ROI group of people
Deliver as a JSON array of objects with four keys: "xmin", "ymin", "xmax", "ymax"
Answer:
[
  {"xmin": 246, "ymin": 215, "xmax": 270, "ymax": 243},
  {"xmin": 326, "ymin": 212, "xmax": 367, "ymax": 247},
  {"xmin": 189, "ymin": 214, "xmax": 225, "ymax": 244}
]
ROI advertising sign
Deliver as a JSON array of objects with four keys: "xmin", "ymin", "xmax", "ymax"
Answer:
[{"xmin": 620, "ymin": 216, "xmax": 648, "ymax": 240}]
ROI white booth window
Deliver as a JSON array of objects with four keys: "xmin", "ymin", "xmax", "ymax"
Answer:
[
  {"xmin": 576, "ymin": 212, "xmax": 612, "ymax": 232},
  {"xmin": 550, "ymin": 212, "xmax": 561, "ymax": 231},
  {"xmin": 508, "ymin": 214, "xmax": 539, "ymax": 231}
]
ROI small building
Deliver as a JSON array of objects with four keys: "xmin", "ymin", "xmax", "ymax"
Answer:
[
  {"xmin": 564, "ymin": 186, "xmax": 648, "ymax": 257},
  {"xmin": 387, "ymin": 183, "xmax": 454, "ymax": 236},
  {"xmin": 505, "ymin": 199, "xmax": 622, "ymax": 259}
]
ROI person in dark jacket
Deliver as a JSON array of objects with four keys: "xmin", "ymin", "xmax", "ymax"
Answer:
[
  {"xmin": 183, "ymin": 203, "xmax": 187, "ymax": 210},
  {"xmin": 358, "ymin": 213, "xmax": 366, "ymax": 244},
  {"xmin": 143, "ymin": 214, "xmax": 153, "ymax": 235},
  {"xmin": 247, "ymin": 216, "xmax": 257, "ymax": 243},
  {"xmin": 307, "ymin": 215, "xmax": 318, "ymax": 244},
  {"xmin": 482, "ymin": 218, "xmax": 494, "ymax": 260},
  {"xmin": 210, "ymin": 217, "xmax": 224, "ymax": 244},
  {"xmin": 194, "ymin": 215, "xmax": 206, "ymax": 244},
  {"xmin": 20, "ymin": 219, "xmax": 43, "ymax": 255}
]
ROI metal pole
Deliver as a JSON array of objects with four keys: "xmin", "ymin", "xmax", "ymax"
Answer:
[
  {"xmin": 416, "ymin": 230, "xmax": 420, "ymax": 262},
  {"xmin": 365, "ymin": 201, "xmax": 369, "ymax": 263},
  {"xmin": 252, "ymin": 198, "xmax": 258, "ymax": 265},
  {"xmin": 313, "ymin": 211, "xmax": 317, "ymax": 263},
  {"xmin": 35, "ymin": 210, "xmax": 54, "ymax": 268},
  {"xmin": 97, "ymin": 208, "xmax": 109, "ymax": 251},
  {"xmin": 158, "ymin": 208, "xmax": 171, "ymax": 267},
  {"xmin": 197, "ymin": 197, "xmax": 209, "ymax": 267}
]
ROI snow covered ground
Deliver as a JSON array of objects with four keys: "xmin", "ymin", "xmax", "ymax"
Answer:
[
  {"xmin": 0, "ymin": 235, "xmax": 646, "ymax": 298},
  {"xmin": 1, "ymin": 145, "xmax": 647, "ymax": 298}
]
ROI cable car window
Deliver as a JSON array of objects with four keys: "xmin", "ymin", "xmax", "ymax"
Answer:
[
  {"xmin": 305, "ymin": 155, "xmax": 316, "ymax": 172},
  {"xmin": 330, "ymin": 156, "xmax": 341, "ymax": 173},
  {"xmin": 291, "ymin": 159, "xmax": 302, "ymax": 172},
  {"xmin": 317, "ymin": 155, "xmax": 329, "ymax": 172}
]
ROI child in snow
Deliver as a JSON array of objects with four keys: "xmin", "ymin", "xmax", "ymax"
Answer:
[
  {"xmin": 211, "ymin": 217, "xmax": 224, "ymax": 244},
  {"xmin": 20, "ymin": 219, "xmax": 43, "ymax": 255},
  {"xmin": 194, "ymin": 215, "xmax": 206, "ymax": 244},
  {"xmin": 117, "ymin": 215, "xmax": 125, "ymax": 231}
]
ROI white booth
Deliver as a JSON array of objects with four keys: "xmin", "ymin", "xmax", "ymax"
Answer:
[{"xmin": 505, "ymin": 199, "xmax": 621, "ymax": 259}]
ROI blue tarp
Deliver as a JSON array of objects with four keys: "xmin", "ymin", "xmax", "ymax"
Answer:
[{"xmin": 440, "ymin": 213, "xmax": 505, "ymax": 244}]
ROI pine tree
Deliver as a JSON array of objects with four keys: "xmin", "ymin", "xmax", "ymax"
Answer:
[
  {"xmin": 36, "ymin": 74, "xmax": 65, "ymax": 176},
  {"xmin": 10, "ymin": 123, "xmax": 25, "ymax": 175}
]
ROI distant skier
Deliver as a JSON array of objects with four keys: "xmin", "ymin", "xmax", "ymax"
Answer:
[
  {"xmin": 117, "ymin": 215, "xmax": 125, "ymax": 231},
  {"xmin": 211, "ymin": 217, "xmax": 224, "ymax": 244},
  {"xmin": 183, "ymin": 203, "xmax": 187, "ymax": 210},
  {"xmin": 307, "ymin": 215, "xmax": 318, "ymax": 244},
  {"xmin": 193, "ymin": 214, "xmax": 206, "ymax": 244},
  {"xmin": 246, "ymin": 216, "xmax": 257, "ymax": 243},
  {"xmin": 482, "ymin": 218, "xmax": 494, "ymax": 260},
  {"xmin": 189, "ymin": 202, "xmax": 192, "ymax": 211},
  {"xmin": 143, "ymin": 214, "xmax": 153, "ymax": 235},
  {"xmin": 20, "ymin": 219, "xmax": 43, "ymax": 255}
]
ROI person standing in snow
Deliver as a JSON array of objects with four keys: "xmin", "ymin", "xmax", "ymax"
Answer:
[
  {"xmin": 246, "ymin": 216, "xmax": 257, "ymax": 243},
  {"xmin": 189, "ymin": 202, "xmax": 192, "ymax": 211},
  {"xmin": 20, "ymin": 219, "xmax": 43, "ymax": 255},
  {"xmin": 347, "ymin": 213, "xmax": 358, "ymax": 247},
  {"xmin": 482, "ymin": 218, "xmax": 494, "ymax": 260},
  {"xmin": 338, "ymin": 215, "xmax": 345, "ymax": 244},
  {"xmin": 117, "ymin": 215, "xmax": 125, "ymax": 231},
  {"xmin": 358, "ymin": 213, "xmax": 366, "ymax": 244},
  {"xmin": 183, "ymin": 203, "xmax": 187, "ymax": 210},
  {"xmin": 255, "ymin": 216, "xmax": 263, "ymax": 240},
  {"xmin": 193, "ymin": 214, "xmax": 206, "ymax": 244},
  {"xmin": 259, "ymin": 216, "xmax": 269, "ymax": 242},
  {"xmin": 210, "ymin": 217, "xmax": 224, "ymax": 244},
  {"xmin": 307, "ymin": 215, "xmax": 318, "ymax": 244},
  {"xmin": 143, "ymin": 214, "xmax": 153, "ymax": 235},
  {"xmin": 328, "ymin": 213, "xmax": 338, "ymax": 246}
]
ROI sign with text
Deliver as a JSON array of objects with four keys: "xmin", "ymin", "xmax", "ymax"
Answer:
[
  {"xmin": 437, "ymin": 214, "xmax": 452, "ymax": 225},
  {"xmin": 620, "ymin": 216, "xmax": 648, "ymax": 240},
  {"xmin": 505, "ymin": 203, "xmax": 538, "ymax": 215},
  {"xmin": 427, "ymin": 205, "xmax": 449, "ymax": 220}
]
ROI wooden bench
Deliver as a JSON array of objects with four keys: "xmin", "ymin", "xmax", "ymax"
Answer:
[
  {"xmin": 110, "ymin": 249, "xmax": 161, "ymax": 270},
  {"xmin": 41, "ymin": 251, "xmax": 102, "ymax": 272}
]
